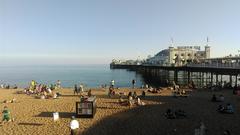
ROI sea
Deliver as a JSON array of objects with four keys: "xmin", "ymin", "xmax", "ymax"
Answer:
[{"xmin": 0, "ymin": 64, "xmax": 144, "ymax": 88}]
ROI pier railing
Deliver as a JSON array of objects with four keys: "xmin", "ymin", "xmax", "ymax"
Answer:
[
  {"xmin": 112, "ymin": 62, "xmax": 240, "ymax": 69},
  {"xmin": 186, "ymin": 63, "xmax": 240, "ymax": 69}
]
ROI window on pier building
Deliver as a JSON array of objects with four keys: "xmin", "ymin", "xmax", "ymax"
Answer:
[
  {"xmin": 188, "ymin": 53, "xmax": 191, "ymax": 57},
  {"xmin": 181, "ymin": 53, "xmax": 184, "ymax": 56}
]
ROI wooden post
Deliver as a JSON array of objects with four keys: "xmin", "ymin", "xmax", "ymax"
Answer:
[{"xmin": 216, "ymin": 74, "xmax": 219, "ymax": 85}]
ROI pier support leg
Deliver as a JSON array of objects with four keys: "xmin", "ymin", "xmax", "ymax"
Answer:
[
  {"xmin": 211, "ymin": 72, "xmax": 213, "ymax": 86},
  {"xmin": 188, "ymin": 71, "xmax": 190, "ymax": 85},
  {"xmin": 174, "ymin": 70, "xmax": 178, "ymax": 84},
  {"xmin": 230, "ymin": 75, "xmax": 232, "ymax": 87},
  {"xmin": 221, "ymin": 75, "xmax": 223, "ymax": 87},
  {"xmin": 216, "ymin": 74, "xmax": 219, "ymax": 86},
  {"xmin": 235, "ymin": 75, "xmax": 238, "ymax": 87}
]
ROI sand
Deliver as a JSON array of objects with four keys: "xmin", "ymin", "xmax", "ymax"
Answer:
[{"xmin": 0, "ymin": 87, "xmax": 239, "ymax": 135}]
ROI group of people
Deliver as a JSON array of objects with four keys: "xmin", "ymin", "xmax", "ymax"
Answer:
[
  {"xmin": 218, "ymin": 103, "xmax": 234, "ymax": 114},
  {"xmin": 147, "ymin": 87, "xmax": 161, "ymax": 94},
  {"xmin": 165, "ymin": 108, "xmax": 187, "ymax": 119},
  {"xmin": 20, "ymin": 80, "xmax": 61, "ymax": 99},
  {"xmin": 118, "ymin": 91, "xmax": 145, "ymax": 106},
  {"xmin": 0, "ymin": 84, "xmax": 18, "ymax": 89},
  {"xmin": 74, "ymin": 84, "xmax": 84, "ymax": 95},
  {"xmin": 172, "ymin": 81, "xmax": 187, "ymax": 95},
  {"xmin": 211, "ymin": 94, "xmax": 225, "ymax": 102},
  {"xmin": 211, "ymin": 94, "xmax": 234, "ymax": 114}
]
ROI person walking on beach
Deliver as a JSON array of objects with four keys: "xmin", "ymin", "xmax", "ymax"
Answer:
[
  {"xmin": 110, "ymin": 80, "xmax": 115, "ymax": 88},
  {"xmin": 56, "ymin": 80, "xmax": 61, "ymax": 89},
  {"xmin": 132, "ymin": 79, "xmax": 136, "ymax": 89},
  {"xmin": 79, "ymin": 84, "xmax": 84, "ymax": 93},
  {"xmin": 70, "ymin": 116, "xmax": 79, "ymax": 135},
  {"xmin": 74, "ymin": 84, "xmax": 78, "ymax": 95}
]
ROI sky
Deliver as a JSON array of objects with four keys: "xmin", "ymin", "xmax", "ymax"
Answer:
[{"xmin": 1, "ymin": 0, "xmax": 240, "ymax": 65}]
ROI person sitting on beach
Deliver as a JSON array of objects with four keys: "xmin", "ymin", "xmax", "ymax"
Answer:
[
  {"xmin": 211, "ymin": 94, "xmax": 217, "ymax": 102},
  {"xmin": 141, "ymin": 91, "xmax": 146, "ymax": 97},
  {"xmin": 217, "ymin": 105, "xmax": 225, "ymax": 112},
  {"xmin": 53, "ymin": 92, "xmax": 61, "ymax": 99},
  {"xmin": 148, "ymin": 87, "xmax": 158, "ymax": 93},
  {"xmin": 216, "ymin": 95, "xmax": 224, "ymax": 102},
  {"xmin": 108, "ymin": 87, "xmax": 112, "ymax": 97},
  {"xmin": 128, "ymin": 96, "xmax": 134, "ymax": 106},
  {"xmin": 118, "ymin": 96, "xmax": 128, "ymax": 106},
  {"xmin": 133, "ymin": 91, "xmax": 138, "ymax": 99},
  {"xmin": 225, "ymin": 103, "xmax": 234, "ymax": 114},
  {"xmin": 218, "ymin": 95, "xmax": 225, "ymax": 102},
  {"xmin": 5, "ymin": 84, "xmax": 10, "ymax": 89},
  {"xmin": 118, "ymin": 96, "xmax": 124, "ymax": 103},
  {"xmin": 175, "ymin": 109, "xmax": 187, "ymax": 118},
  {"xmin": 47, "ymin": 87, "xmax": 52, "ymax": 94},
  {"xmin": 165, "ymin": 109, "xmax": 176, "ymax": 119},
  {"xmin": 13, "ymin": 84, "xmax": 18, "ymax": 89},
  {"xmin": 108, "ymin": 87, "xmax": 115, "ymax": 97},
  {"xmin": 218, "ymin": 104, "xmax": 234, "ymax": 114},
  {"xmin": 136, "ymin": 98, "xmax": 145, "ymax": 106},
  {"xmin": 88, "ymin": 89, "xmax": 92, "ymax": 97},
  {"xmin": 128, "ymin": 91, "xmax": 133, "ymax": 98},
  {"xmin": 50, "ymin": 84, "xmax": 55, "ymax": 91},
  {"xmin": 53, "ymin": 93, "xmax": 58, "ymax": 99},
  {"xmin": 70, "ymin": 116, "xmax": 79, "ymax": 135},
  {"xmin": 180, "ymin": 89, "xmax": 186, "ymax": 95}
]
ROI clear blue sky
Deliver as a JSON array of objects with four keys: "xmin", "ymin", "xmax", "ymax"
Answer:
[{"xmin": 1, "ymin": 0, "xmax": 240, "ymax": 65}]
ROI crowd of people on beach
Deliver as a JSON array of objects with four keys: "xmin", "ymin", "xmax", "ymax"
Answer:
[
  {"xmin": 17, "ymin": 80, "xmax": 62, "ymax": 99},
  {"xmin": 0, "ymin": 84, "xmax": 18, "ymax": 89}
]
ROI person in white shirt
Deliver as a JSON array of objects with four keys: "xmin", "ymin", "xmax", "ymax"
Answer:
[
  {"xmin": 111, "ymin": 80, "xmax": 115, "ymax": 88},
  {"xmin": 70, "ymin": 116, "xmax": 79, "ymax": 135},
  {"xmin": 79, "ymin": 84, "xmax": 84, "ymax": 93}
]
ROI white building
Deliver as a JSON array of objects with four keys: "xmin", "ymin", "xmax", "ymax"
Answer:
[{"xmin": 147, "ymin": 45, "xmax": 210, "ymax": 66}]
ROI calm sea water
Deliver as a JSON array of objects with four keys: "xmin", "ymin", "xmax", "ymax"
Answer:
[{"xmin": 0, "ymin": 65, "xmax": 144, "ymax": 88}]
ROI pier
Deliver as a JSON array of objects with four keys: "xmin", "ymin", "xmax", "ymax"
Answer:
[{"xmin": 110, "ymin": 62, "xmax": 240, "ymax": 88}]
